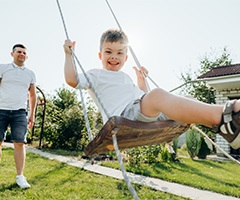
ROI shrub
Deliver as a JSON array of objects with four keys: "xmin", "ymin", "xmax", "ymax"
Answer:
[
  {"xmin": 197, "ymin": 137, "xmax": 211, "ymax": 159},
  {"xmin": 41, "ymin": 87, "xmax": 102, "ymax": 152},
  {"xmin": 186, "ymin": 129, "xmax": 201, "ymax": 159}
]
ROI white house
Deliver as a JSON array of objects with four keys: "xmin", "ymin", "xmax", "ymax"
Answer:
[{"xmin": 198, "ymin": 63, "xmax": 240, "ymax": 158}]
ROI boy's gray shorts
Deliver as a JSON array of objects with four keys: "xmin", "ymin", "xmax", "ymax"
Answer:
[{"xmin": 120, "ymin": 98, "xmax": 169, "ymax": 122}]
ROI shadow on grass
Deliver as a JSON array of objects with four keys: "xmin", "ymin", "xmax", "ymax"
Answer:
[
  {"xmin": 0, "ymin": 183, "xmax": 20, "ymax": 192},
  {"xmin": 116, "ymin": 157, "xmax": 239, "ymax": 197},
  {"xmin": 150, "ymin": 159, "xmax": 240, "ymax": 190},
  {"xmin": 28, "ymin": 160, "xmax": 82, "ymax": 188}
]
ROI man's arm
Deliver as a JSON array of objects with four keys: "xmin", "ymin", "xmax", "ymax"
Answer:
[{"xmin": 28, "ymin": 84, "xmax": 37, "ymax": 129}]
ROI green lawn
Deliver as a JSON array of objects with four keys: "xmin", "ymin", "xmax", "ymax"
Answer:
[
  {"xmin": 0, "ymin": 147, "xmax": 189, "ymax": 200},
  {"xmin": 102, "ymin": 156, "xmax": 240, "ymax": 198},
  {"xmin": 1, "ymin": 147, "xmax": 239, "ymax": 200}
]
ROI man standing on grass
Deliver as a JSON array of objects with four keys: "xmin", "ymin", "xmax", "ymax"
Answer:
[{"xmin": 0, "ymin": 44, "xmax": 37, "ymax": 189}]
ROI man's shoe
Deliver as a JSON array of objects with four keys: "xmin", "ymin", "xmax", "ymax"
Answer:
[{"xmin": 16, "ymin": 175, "xmax": 31, "ymax": 189}]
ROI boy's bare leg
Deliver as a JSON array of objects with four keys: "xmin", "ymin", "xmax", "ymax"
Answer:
[
  {"xmin": 14, "ymin": 142, "xmax": 26, "ymax": 175},
  {"xmin": 142, "ymin": 88, "xmax": 240, "ymax": 149},
  {"xmin": 141, "ymin": 88, "xmax": 225, "ymax": 127}
]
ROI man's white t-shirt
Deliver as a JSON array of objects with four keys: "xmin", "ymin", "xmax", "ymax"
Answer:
[
  {"xmin": 77, "ymin": 68, "xmax": 144, "ymax": 123},
  {"xmin": 0, "ymin": 63, "xmax": 36, "ymax": 110}
]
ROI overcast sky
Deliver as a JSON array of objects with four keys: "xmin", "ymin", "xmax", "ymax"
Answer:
[{"xmin": 0, "ymin": 0, "xmax": 240, "ymax": 95}]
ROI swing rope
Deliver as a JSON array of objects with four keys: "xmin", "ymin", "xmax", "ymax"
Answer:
[
  {"xmin": 56, "ymin": 0, "xmax": 112, "ymax": 141},
  {"xmin": 55, "ymin": 1, "xmax": 239, "ymax": 199},
  {"xmin": 105, "ymin": 0, "xmax": 240, "ymax": 166},
  {"xmin": 56, "ymin": 0, "xmax": 93, "ymax": 141},
  {"xmin": 105, "ymin": 0, "xmax": 159, "ymax": 91},
  {"xmin": 191, "ymin": 125, "xmax": 240, "ymax": 165},
  {"xmin": 112, "ymin": 130, "xmax": 140, "ymax": 200},
  {"xmin": 56, "ymin": 1, "xmax": 141, "ymax": 199}
]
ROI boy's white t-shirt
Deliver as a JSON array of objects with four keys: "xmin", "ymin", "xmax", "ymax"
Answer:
[{"xmin": 77, "ymin": 68, "xmax": 144, "ymax": 123}]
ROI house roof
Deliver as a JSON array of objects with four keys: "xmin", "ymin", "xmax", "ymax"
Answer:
[
  {"xmin": 198, "ymin": 63, "xmax": 240, "ymax": 79},
  {"xmin": 197, "ymin": 63, "xmax": 240, "ymax": 90}
]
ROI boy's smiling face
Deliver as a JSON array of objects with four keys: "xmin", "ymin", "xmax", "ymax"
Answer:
[{"xmin": 98, "ymin": 41, "xmax": 128, "ymax": 71}]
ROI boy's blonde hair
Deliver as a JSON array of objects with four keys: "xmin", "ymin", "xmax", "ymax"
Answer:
[{"xmin": 100, "ymin": 29, "xmax": 129, "ymax": 51}]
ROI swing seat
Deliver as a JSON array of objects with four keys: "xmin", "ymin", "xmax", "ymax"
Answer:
[{"xmin": 85, "ymin": 116, "xmax": 190, "ymax": 156}]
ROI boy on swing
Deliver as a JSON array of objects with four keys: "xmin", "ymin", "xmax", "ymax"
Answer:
[{"xmin": 64, "ymin": 29, "xmax": 240, "ymax": 149}]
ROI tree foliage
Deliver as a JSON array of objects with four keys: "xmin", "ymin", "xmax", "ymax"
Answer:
[
  {"xmin": 180, "ymin": 47, "xmax": 232, "ymax": 102},
  {"xmin": 186, "ymin": 129, "xmax": 201, "ymax": 159},
  {"xmin": 126, "ymin": 140, "xmax": 179, "ymax": 165},
  {"xmin": 35, "ymin": 87, "xmax": 102, "ymax": 152},
  {"xmin": 197, "ymin": 137, "xmax": 211, "ymax": 159},
  {"xmin": 181, "ymin": 48, "xmax": 232, "ymax": 135},
  {"xmin": 180, "ymin": 48, "xmax": 232, "ymax": 157}
]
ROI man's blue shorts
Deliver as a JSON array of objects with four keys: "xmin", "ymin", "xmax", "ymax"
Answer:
[{"xmin": 0, "ymin": 109, "xmax": 28, "ymax": 143}]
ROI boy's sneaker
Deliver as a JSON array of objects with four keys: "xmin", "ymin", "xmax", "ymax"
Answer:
[
  {"xmin": 214, "ymin": 100, "xmax": 240, "ymax": 149},
  {"xmin": 16, "ymin": 175, "xmax": 31, "ymax": 189}
]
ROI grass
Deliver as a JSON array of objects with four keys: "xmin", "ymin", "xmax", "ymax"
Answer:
[
  {"xmin": 102, "ymin": 156, "xmax": 240, "ymax": 198},
  {"xmin": 42, "ymin": 147, "xmax": 240, "ymax": 198},
  {"xmin": 0, "ymin": 147, "xmax": 189, "ymax": 200}
]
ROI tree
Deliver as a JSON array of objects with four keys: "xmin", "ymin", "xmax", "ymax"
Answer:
[
  {"xmin": 181, "ymin": 48, "xmax": 232, "ymax": 132},
  {"xmin": 186, "ymin": 129, "xmax": 201, "ymax": 159},
  {"xmin": 40, "ymin": 87, "xmax": 102, "ymax": 151},
  {"xmin": 197, "ymin": 137, "xmax": 211, "ymax": 159},
  {"xmin": 181, "ymin": 47, "xmax": 232, "ymax": 103},
  {"xmin": 180, "ymin": 48, "xmax": 232, "ymax": 138}
]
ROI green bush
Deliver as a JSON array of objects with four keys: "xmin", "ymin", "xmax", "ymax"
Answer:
[
  {"xmin": 127, "ymin": 145, "xmax": 162, "ymax": 165},
  {"xmin": 197, "ymin": 137, "xmax": 211, "ymax": 159},
  {"xmin": 127, "ymin": 147, "xmax": 143, "ymax": 166},
  {"xmin": 170, "ymin": 139, "xmax": 179, "ymax": 162},
  {"xmin": 143, "ymin": 145, "xmax": 162, "ymax": 163},
  {"xmin": 160, "ymin": 146, "xmax": 171, "ymax": 162},
  {"xmin": 186, "ymin": 129, "xmax": 201, "ymax": 159},
  {"xmin": 126, "ymin": 143, "xmax": 176, "ymax": 165},
  {"xmin": 40, "ymin": 87, "xmax": 102, "ymax": 152}
]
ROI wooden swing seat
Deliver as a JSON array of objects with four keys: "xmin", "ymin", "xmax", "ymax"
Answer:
[{"xmin": 85, "ymin": 116, "xmax": 190, "ymax": 156}]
